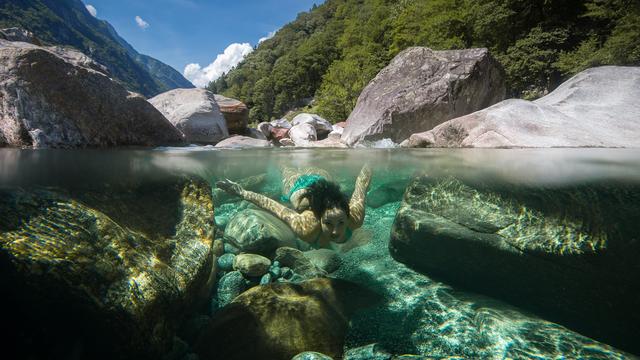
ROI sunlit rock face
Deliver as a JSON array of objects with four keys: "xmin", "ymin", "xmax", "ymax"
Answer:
[
  {"xmin": 336, "ymin": 203, "xmax": 632, "ymax": 359},
  {"xmin": 149, "ymin": 88, "xmax": 228, "ymax": 144},
  {"xmin": 389, "ymin": 175, "xmax": 640, "ymax": 354},
  {"xmin": 342, "ymin": 47, "xmax": 505, "ymax": 146},
  {"xmin": 0, "ymin": 177, "xmax": 215, "ymax": 359},
  {"xmin": 0, "ymin": 39, "xmax": 184, "ymax": 148},
  {"xmin": 405, "ymin": 66, "xmax": 640, "ymax": 148},
  {"xmin": 195, "ymin": 278, "xmax": 379, "ymax": 360}
]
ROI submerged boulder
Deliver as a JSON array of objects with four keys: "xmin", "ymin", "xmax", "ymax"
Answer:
[
  {"xmin": 195, "ymin": 278, "xmax": 378, "ymax": 360},
  {"xmin": 0, "ymin": 39, "xmax": 183, "ymax": 148},
  {"xmin": 149, "ymin": 88, "xmax": 228, "ymax": 144},
  {"xmin": 405, "ymin": 66, "xmax": 640, "ymax": 148},
  {"xmin": 224, "ymin": 209, "xmax": 297, "ymax": 255},
  {"xmin": 0, "ymin": 177, "xmax": 215, "ymax": 359},
  {"xmin": 389, "ymin": 175, "xmax": 640, "ymax": 353},
  {"xmin": 214, "ymin": 94, "xmax": 249, "ymax": 135},
  {"xmin": 341, "ymin": 47, "xmax": 505, "ymax": 146}
]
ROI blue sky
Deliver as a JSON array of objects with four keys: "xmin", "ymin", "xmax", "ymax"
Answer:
[{"xmin": 84, "ymin": 0, "xmax": 322, "ymax": 86}]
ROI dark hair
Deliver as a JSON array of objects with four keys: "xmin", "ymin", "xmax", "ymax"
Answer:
[{"xmin": 306, "ymin": 179, "xmax": 350, "ymax": 219}]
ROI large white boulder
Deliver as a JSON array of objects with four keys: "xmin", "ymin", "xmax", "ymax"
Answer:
[
  {"xmin": 149, "ymin": 88, "xmax": 228, "ymax": 144},
  {"xmin": 289, "ymin": 123, "xmax": 317, "ymax": 146},
  {"xmin": 405, "ymin": 66, "xmax": 640, "ymax": 148},
  {"xmin": 292, "ymin": 113, "xmax": 333, "ymax": 139}
]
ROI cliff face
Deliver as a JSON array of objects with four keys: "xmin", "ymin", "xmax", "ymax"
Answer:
[{"xmin": 0, "ymin": 0, "xmax": 193, "ymax": 97}]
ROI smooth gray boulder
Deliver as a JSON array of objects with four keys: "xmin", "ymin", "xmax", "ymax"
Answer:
[
  {"xmin": 289, "ymin": 123, "xmax": 317, "ymax": 145},
  {"xmin": 0, "ymin": 39, "xmax": 183, "ymax": 148},
  {"xmin": 406, "ymin": 66, "xmax": 640, "ymax": 148},
  {"xmin": 389, "ymin": 175, "xmax": 640, "ymax": 353},
  {"xmin": 224, "ymin": 209, "xmax": 298, "ymax": 255},
  {"xmin": 149, "ymin": 88, "xmax": 228, "ymax": 144},
  {"xmin": 214, "ymin": 135, "xmax": 272, "ymax": 148},
  {"xmin": 292, "ymin": 113, "xmax": 333, "ymax": 139},
  {"xmin": 341, "ymin": 47, "xmax": 505, "ymax": 146}
]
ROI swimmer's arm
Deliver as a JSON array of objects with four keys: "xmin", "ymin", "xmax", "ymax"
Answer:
[
  {"xmin": 219, "ymin": 181, "xmax": 318, "ymax": 238},
  {"xmin": 241, "ymin": 190, "xmax": 318, "ymax": 238},
  {"xmin": 348, "ymin": 164, "xmax": 372, "ymax": 229}
]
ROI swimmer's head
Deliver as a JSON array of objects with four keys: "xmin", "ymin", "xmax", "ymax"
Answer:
[
  {"xmin": 321, "ymin": 206, "xmax": 348, "ymax": 242},
  {"xmin": 307, "ymin": 179, "xmax": 350, "ymax": 242}
]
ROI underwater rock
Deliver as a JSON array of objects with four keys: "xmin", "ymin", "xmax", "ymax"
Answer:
[
  {"xmin": 217, "ymin": 253, "xmax": 236, "ymax": 271},
  {"xmin": 214, "ymin": 94, "xmax": 249, "ymax": 135},
  {"xmin": 233, "ymin": 253, "xmax": 271, "ymax": 277},
  {"xmin": 195, "ymin": 278, "xmax": 379, "ymax": 360},
  {"xmin": 0, "ymin": 39, "xmax": 184, "ymax": 148},
  {"xmin": 216, "ymin": 271, "xmax": 247, "ymax": 307},
  {"xmin": 389, "ymin": 175, "xmax": 640, "ymax": 354},
  {"xmin": 336, "ymin": 202, "xmax": 632, "ymax": 359},
  {"xmin": 303, "ymin": 249, "xmax": 342, "ymax": 274},
  {"xmin": 405, "ymin": 66, "xmax": 640, "ymax": 148},
  {"xmin": 292, "ymin": 351, "xmax": 334, "ymax": 360},
  {"xmin": 343, "ymin": 343, "xmax": 392, "ymax": 360},
  {"xmin": 260, "ymin": 273, "xmax": 273, "ymax": 285},
  {"xmin": 341, "ymin": 47, "xmax": 505, "ymax": 146},
  {"xmin": 366, "ymin": 183, "xmax": 407, "ymax": 209},
  {"xmin": 0, "ymin": 177, "xmax": 215, "ymax": 359},
  {"xmin": 212, "ymin": 239, "xmax": 224, "ymax": 257},
  {"xmin": 149, "ymin": 88, "xmax": 228, "ymax": 144},
  {"xmin": 274, "ymin": 247, "xmax": 326, "ymax": 280},
  {"xmin": 225, "ymin": 209, "xmax": 298, "ymax": 255}
]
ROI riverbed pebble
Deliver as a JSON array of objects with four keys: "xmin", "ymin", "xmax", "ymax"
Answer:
[
  {"xmin": 292, "ymin": 351, "xmax": 334, "ymax": 360},
  {"xmin": 217, "ymin": 271, "xmax": 246, "ymax": 307},
  {"xmin": 233, "ymin": 253, "xmax": 271, "ymax": 277},
  {"xmin": 260, "ymin": 273, "xmax": 273, "ymax": 285},
  {"xmin": 217, "ymin": 253, "xmax": 236, "ymax": 271}
]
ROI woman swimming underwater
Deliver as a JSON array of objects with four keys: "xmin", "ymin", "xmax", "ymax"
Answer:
[{"xmin": 217, "ymin": 165, "xmax": 372, "ymax": 248}]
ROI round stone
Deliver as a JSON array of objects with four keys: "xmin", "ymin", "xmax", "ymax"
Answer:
[
  {"xmin": 216, "ymin": 271, "xmax": 246, "ymax": 307},
  {"xmin": 233, "ymin": 253, "xmax": 272, "ymax": 277},
  {"xmin": 260, "ymin": 273, "xmax": 272, "ymax": 285},
  {"xmin": 217, "ymin": 253, "xmax": 236, "ymax": 271},
  {"xmin": 292, "ymin": 351, "xmax": 334, "ymax": 360}
]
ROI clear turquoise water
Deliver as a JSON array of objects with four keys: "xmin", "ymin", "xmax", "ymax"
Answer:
[{"xmin": 1, "ymin": 148, "xmax": 639, "ymax": 359}]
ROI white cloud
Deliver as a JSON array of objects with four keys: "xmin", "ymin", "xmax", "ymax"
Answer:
[
  {"xmin": 183, "ymin": 43, "xmax": 253, "ymax": 88},
  {"xmin": 135, "ymin": 16, "xmax": 150, "ymax": 30},
  {"xmin": 85, "ymin": 4, "xmax": 97, "ymax": 17},
  {"xmin": 258, "ymin": 30, "xmax": 276, "ymax": 44}
]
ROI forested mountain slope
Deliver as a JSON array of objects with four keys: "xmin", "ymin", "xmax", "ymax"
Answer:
[
  {"xmin": 0, "ymin": 0, "xmax": 193, "ymax": 97},
  {"xmin": 209, "ymin": 0, "xmax": 640, "ymax": 123}
]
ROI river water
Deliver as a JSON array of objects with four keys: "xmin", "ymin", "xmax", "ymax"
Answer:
[{"xmin": 1, "ymin": 148, "xmax": 639, "ymax": 359}]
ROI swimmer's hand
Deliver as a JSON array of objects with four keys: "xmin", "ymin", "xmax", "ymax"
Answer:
[{"xmin": 216, "ymin": 179, "xmax": 243, "ymax": 195}]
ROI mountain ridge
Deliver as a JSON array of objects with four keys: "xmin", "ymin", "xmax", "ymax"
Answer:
[{"xmin": 0, "ymin": 0, "xmax": 193, "ymax": 97}]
